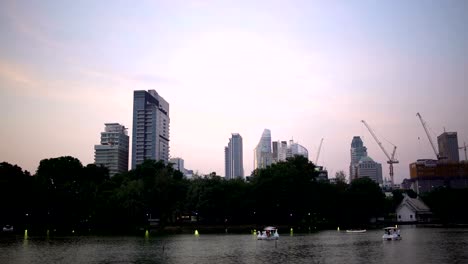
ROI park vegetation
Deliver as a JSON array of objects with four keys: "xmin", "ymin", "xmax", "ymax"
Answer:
[{"xmin": 1, "ymin": 156, "xmax": 467, "ymax": 235}]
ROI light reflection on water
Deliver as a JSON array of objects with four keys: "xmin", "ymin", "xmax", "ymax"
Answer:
[{"xmin": 1, "ymin": 227, "xmax": 467, "ymax": 264}]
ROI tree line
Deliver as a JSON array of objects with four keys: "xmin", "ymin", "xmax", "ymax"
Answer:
[{"xmin": 1, "ymin": 156, "xmax": 467, "ymax": 235}]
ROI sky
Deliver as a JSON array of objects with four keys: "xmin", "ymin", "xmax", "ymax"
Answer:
[{"xmin": 1, "ymin": 0, "xmax": 467, "ymax": 183}]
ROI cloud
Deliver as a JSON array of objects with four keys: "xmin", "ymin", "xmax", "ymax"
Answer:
[
  {"xmin": 2, "ymin": 0, "xmax": 64, "ymax": 50},
  {"xmin": 0, "ymin": 61, "xmax": 35, "ymax": 88}
]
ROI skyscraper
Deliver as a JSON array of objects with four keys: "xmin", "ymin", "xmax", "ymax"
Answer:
[
  {"xmin": 349, "ymin": 136, "xmax": 368, "ymax": 181},
  {"xmin": 438, "ymin": 132, "xmax": 459, "ymax": 162},
  {"xmin": 272, "ymin": 140, "xmax": 288, "ymax": 163},
  {"xmin": 225, "ymin": 133, "xmax": 244, "ymax": 179},
  {"xmin": 94, "ymin": 123, "xmax": 129, "ymax": 177},
  {"xmin": 131, "ymin": 90, "xmax": 170, "ymax": 169},
  {"xmin": 254, "ymin": 129, "xmax": 272, "ymax": 170}
]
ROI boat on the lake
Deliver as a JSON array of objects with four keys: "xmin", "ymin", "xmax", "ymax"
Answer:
[
  {"xmin": 382, "ymin": 226, "xmax": 401, "ymax": 240},
  {"xmin": 345, "ymin": 229, "xmax": 367, "ymax": 233},
  {"xmin": 2, "ymin": 225, "xmax": 14, "ymax": 232},
  {"xmin": 257, "ymin": 226, "xmax": 279, "ymax": 240}
]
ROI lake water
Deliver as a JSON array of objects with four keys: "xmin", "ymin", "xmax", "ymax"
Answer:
[{"xmin": 1, "ymin": 226, "xmax": 467, "ymax": 264}]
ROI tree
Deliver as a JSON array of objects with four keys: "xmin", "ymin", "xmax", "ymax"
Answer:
[
  {"xmin": 335, "ymin": 171, "xmax": 346, "ymax": 183},
  {"xmin": 251, "ymin": 155, "xmax": 318, "ymax": 224},
  {"xmin": 343, "ymin": 177, "xmax": 385, "ymax": 226},
  {"xmin": 0, "ymin": 162, "xmax": 33, "ymax": 228},
  {"xmin": 35, "ymin": 156, "xmax": 84, "ymax": 231}
]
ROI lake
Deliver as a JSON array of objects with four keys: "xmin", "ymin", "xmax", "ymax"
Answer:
[{"xmin": 1, "ymin": 226, "xmax": 467, "ymax": 263}]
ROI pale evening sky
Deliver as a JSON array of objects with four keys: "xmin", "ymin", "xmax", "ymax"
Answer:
[{"xmin": 1, "ymin": 0, "xmax": 467, "ymax": 183}]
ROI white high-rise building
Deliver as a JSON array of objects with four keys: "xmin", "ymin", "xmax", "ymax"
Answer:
[
  {"xmin": 94, "ymin": 123, "xmax": 129, "ymax": 177},
  {"xmin": 272, "ymin": 140, "xmax": 288, "ymax": 163},
  {"xmin": 286, "ymin": 140, "xmax": 309, "ymax": 159},
  {"xmin": 273, "ymin": 140, "xmax": 308, "ymax": 162},
  {"xmin": 254, "ymin": 129, "xmax": 272, "ymax": 170},
  {"xmin": 170, "ymin": 157, "xmax": 185, "ymax": 173},
  {"xmin": 224, "ymin": 133, "xmax": 244, "ymax": 179},
  {"xmin": 131, "ymin": 90, "xmax": 170, "ymax": 169}
]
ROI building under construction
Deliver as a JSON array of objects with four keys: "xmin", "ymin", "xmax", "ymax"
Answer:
[
  {"xmin": 408, "ymin": 113, "xmax": 468, "ymax": 193},
  {"xmin": 408, "ymin": 159, "xmax": 468, "ymax": 194}
]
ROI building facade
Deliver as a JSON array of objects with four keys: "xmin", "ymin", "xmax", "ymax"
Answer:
[
  {"xmin": 396, "ymin": 194, "xmax": 432, "ymax": 223},
  {"xmin": 170, "ymin": 157, "xmax": 185, "ymax": 173},
  {"xmin": 225, "ymin": 133, "xmax": 244, "ymax": 179},
  {"xmin": 254, "ymin": 129, "xmax": 272, "ymax": 170},
  {"xmin": 409, "ymin": 159, "xmax": 468, "ymax": 193},
  {"xmin": 349, "ymin": 136, "xmax": 368, "ymax": 181},
  {"xmin": 356, "ymin": 156, "xmax": 383, "ymax": 184},
  {"xmin": 131, "ymin": 90, "xmax": 170, "ymax": 169},
  {"xmin": 272, "ymin": 140, "xmax": 288, "ymax": 163},
  {"xmin": 437, "ymin": 132, "xmax": 459, "ymax": 162},
  {"xmin": 94, "ymin": 123, "xmax": 129, "ymax": 177},
  {"xmin": 286, "ymin": 140, "xmax": 309, "ymax": 159}
]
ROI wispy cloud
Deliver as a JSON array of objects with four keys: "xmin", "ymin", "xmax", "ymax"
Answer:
[
  {"xmin": 0, "ymin": 61, "xmax": 35, "ymax": 87},
  {"xmin": 2, "ymin": 0, "xmax": 64, "ymax": 50}
]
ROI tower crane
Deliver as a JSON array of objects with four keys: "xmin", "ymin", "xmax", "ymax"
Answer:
[
  {"xmin": 416, "ymin": 112, "xmax": 441, "ymax": 160},
  {"xmin": 361, "ymin": 120, "xmax": 399, "ymax": 186},
  {"xmin": 460, "ymin": 142, "xmax": 467, "ymax": 161},
  {"xmin": 315, "ymin": 138, "xmax": 324, "ymax": 165}
]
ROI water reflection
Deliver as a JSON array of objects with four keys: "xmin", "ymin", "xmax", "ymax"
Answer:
[{"xmin": 0, "ymin": 227, "xmax": 467, "ymax": 263}]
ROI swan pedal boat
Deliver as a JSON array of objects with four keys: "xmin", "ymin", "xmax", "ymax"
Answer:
[{"xmin": 257, "ymin": 226, "xmax": 279, "ymax": 240}]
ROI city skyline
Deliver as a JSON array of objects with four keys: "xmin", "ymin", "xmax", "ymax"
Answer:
[{"xmin": 1, "ymin": 1, "xmax": 468, "ymax": 183}]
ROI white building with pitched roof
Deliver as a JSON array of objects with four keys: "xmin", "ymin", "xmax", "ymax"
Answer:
[{"xmin": 396, "ymin": 194, "xmax": 432, "ymax": 222}]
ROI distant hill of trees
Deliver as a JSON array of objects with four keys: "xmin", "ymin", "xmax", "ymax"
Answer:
[{"xmin": 1, "ymin": 156, "xmax": 467, "ymax": 235}]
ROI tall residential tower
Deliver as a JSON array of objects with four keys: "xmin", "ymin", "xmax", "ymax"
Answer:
[
  {"xmin": 131, "ymin": 90, "xmax": 170, "ymax": 169},
  {"xmin": 225, "ymin": 133, "xmax": 244, "ymax": 179},
  {"xmin": 94, "ymin": 123, "xmax": 129, "ymax": 176},
  {"xmin": 254, "ymin": 129, "xmax": 272, "ymax": 170}
]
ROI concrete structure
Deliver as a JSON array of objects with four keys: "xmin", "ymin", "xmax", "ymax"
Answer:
[
  {"xmin": 396, "ymin": 194, "xmax": 432, "ymax": 223},
  {"xmin": 438, "ymin": 132, "xmax": 459, "ymax": 162},
  {"xmin": 315, "ymin": 166, "xmax": 329, "ymax": 181},
  {"xmin": 349, "ymin": 136, "xmax": 368, "ymax": 181},
  {"xmin": 272, "ymin": 141, "xmax": 288, "ymax": 163},
  {"xmin": 131, "ymin": 90, "xmax": 170, "ymax": 169},
  {"xmin": 356, "ymin": 156, "xmax": 383, "ymax": 184},
  {"xmin": 254, "ymin": 129, "xmax": 272, "ymax": 170},
  {"xmin": 272, "ymin": 140, "xmax": 307, "ymax": 163},
  {"xmin": 287, "ymin": 140, "xmax": 309, "ymax": 159},
  {"xmin": 170, "ymin": 157, "xmax": 185, "ymax": 173},
  {"xmin": 224, "ymin": 133, "xmax": 244, "ymax": 179},
  {"xmin": 94, "ymin": 123, "xmax": 129, "ymax": 177},
  {"xmin": 409, "ymin": 159, "xmax": 468, "ymax": 193}
]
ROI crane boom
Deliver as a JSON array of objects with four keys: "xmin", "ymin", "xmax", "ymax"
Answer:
[
  {"xmin": 361, "ymin": 120, "xmax": 399, "ymax": 186},
  {"xmin": 416, "ymin": 112, "xmax": 439, "ymax": 159},
  {"xmin": 315, "ymin": 138, "xmax": 324, "ymax": 165},
  {"xmin": 460, "ymin": 142, "xmax": 467, "ymax": 161},
  {"xmin": 361, "ymin": 120, "xmax": 394, "ymax": 161}
]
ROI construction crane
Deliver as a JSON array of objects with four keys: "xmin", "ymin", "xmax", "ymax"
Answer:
[
  {"xmin": 315, "ymin": 138, "xmax": 324, "ymax": 165},
  {"xmin": 460, "ymin": 142, "xmax": 467, "ymax": 161},
  {"xmin": 361, "ymin": 120, "xmax": 399, "ymax": 186},
  {"xmin": 416, "ymin": 112, "xmax": 441, "ymax": 160}
]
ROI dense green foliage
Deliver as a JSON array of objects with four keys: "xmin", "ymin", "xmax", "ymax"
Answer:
[
  {"xmin": 421, "ymin": 187, "xmax": 468, "ymax": 224},
  {"xmin": 7, "ymin": 155, "xmax": 458, "ymax": 234}
]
